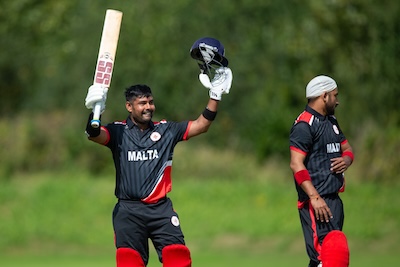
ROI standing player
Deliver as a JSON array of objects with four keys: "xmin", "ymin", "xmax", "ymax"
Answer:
[
  {"xmin": 84, "ymin": 38, "xmax": 233, "ymax": 267},
  {"xmin": 289, "ymin": 75, "xmax": 354, "ymax": 267}
]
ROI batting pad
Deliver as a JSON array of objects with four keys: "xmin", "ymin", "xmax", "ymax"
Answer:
[
  {"xmin": 162, "ymin": 244, "xmax": 192, "ymax": 267},
  {"xmin": 320, "ymin": 230, "xmax": 349, "ymax": 267},
  {"xmin": 116, "ymin": 247, "xmax": 145, "ymax": 267}
]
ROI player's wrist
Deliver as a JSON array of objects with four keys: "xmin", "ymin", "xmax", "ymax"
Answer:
[
  {"xmin": 209, "ymin": 89, "xmax": 222, "ymax": 101},
  {"xmin": 294, "ymin": 169, "xmax": 311, "ymax": 185},
  {"xmin": 309, "ymin": 193, "xmax": 321, "ymax": 200},
  {"xmin": 85, "ymin": 112, "xmax": 101, "ymax": 137},
  {"xmin": 341, "ymin": 151, "xmax": 354, "ymax": 162},
  {"xmin": 202, "ymin": 107, "xmax": 217, "ymax": 121}
]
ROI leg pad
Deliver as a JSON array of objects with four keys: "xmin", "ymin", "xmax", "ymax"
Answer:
[
  {"xmin": 162, "ymin": 244, "xmax": 192, "ymax": 267},
  {"xmin": 116, "ymin": 247, "xmax": 145, "ymax": 267},
  {"xmin": 321, "ymin": 230, "xmax": 349, "ymax": 267}
]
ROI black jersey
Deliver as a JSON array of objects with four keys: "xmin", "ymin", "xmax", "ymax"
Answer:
[
  {"xmin": 290, "ymin": 106, "xmax": 348, "ymax": 201},
  {"xmin": 101, "ymin": 117, "xmax": 190, "ymax": 203}
]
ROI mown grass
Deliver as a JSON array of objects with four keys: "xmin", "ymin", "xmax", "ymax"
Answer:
[
  {"xmin": 2, "ymin": 252, "xmax": 400, "ymax": 267},
  {"xmin": 0, "ymin": 252, "xmax": 306, "ymax": 267},
  {"xmin": 1, "ymin": 145, "xmax": 399, "ymax": 266}
]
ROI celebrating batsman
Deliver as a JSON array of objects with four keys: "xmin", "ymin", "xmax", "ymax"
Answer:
[
  {"xmin": 84, "ymin": 37, "xmax": 233, "ymax": 267},
  {"xmin": 289, "ymin": 75, "xmax": 354, "ymax": 267}
]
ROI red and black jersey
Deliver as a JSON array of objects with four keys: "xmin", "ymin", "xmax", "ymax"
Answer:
[
  {"xmin": 101, "ymin": 117, "xmax": 190, "ymax": 203},
  {"xmin": 290, "ymin": 106, "xmax": 348, "ymax": 201}
]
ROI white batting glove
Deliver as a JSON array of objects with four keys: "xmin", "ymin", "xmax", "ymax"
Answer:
[
  {"xmin": 199, "ymin": 67, "xmax": 233, "ymax": 100},
  {"xmin": 85, "ymin": 84, "xmax": 108, "ymax": 111}
]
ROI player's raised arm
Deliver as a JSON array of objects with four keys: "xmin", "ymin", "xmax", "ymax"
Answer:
[{"xmin": 186, "ymin": 37, "xmax": 233, "ymax": 139}]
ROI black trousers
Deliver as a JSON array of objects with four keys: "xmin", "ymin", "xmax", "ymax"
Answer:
[
  {"xmin": 113, "ymin": 197, "xmax": 186, "ymax": 265},
  {"xmin": 298, "ymin": 194, "xmax": 344, "ymax": 267}
]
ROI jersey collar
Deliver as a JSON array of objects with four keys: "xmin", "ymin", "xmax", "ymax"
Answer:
[
  {"xmin": 305, "ymin": 105, "xmax": 326, "ymax": 120},
  {"xmin": 126, "ymin": 116, "xmax": 155, "ymax": 130}
]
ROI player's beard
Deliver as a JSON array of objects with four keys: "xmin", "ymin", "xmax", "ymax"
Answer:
[
  {"xmin": 326, "ymin": 102, "xmax": 337, "ymax": 116},
  {"xmin": 141, "ymin": 110, "xmax": 153, "ymax": 122},
  {"xmin": 130, "ymin": 110, "xmax": 153, "ymax": 127}
]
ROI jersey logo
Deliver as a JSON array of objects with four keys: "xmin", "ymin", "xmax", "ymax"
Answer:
[
  {"xmin": 171, "ymin": 216, "xmax": 180, "ymax": 227},
  {"xmin": 333, "ymin": 125, "xmax": 339, "ymax": 134},
  {"xmin": 150, "ymin": 132, "xmax": 161, "ymax": 141}
]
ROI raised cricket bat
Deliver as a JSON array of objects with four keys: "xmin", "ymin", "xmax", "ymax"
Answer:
[{"xmin": 91, "ymin": 9, "xmax": 123, "ymax": 128}]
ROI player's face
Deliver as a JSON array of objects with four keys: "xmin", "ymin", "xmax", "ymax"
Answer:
[
  {"xmin": 325, "ymin": 88, "xmax": 339, "ymax": 115},
  {"xmin": 126, "ymin": 96, "xmax": 156, "ymax": 126}
]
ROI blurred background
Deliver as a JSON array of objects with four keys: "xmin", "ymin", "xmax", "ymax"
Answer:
[{"xmin": 0, "ymin": 0, "xmax": 399, "ymax": 266}]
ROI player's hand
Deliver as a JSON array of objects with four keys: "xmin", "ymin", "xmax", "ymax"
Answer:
[
  {"xmin": 85, "ymin": 84, "xmax": 108, "ymax": 110},
  {"xmin": 199, "ymin": 67, "xmax": 233, "ymax": 100},
  {"xmin": 330, "ymin": 157, "xmax": 350, "ymax": 174},
  {"xmin": 310, "ymin": 196, "xmax": 333, "ymax": 223}
]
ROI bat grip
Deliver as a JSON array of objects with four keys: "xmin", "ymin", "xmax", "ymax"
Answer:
[{"xmin": 91, "ymin": 102, "xmax": 102, "ymax": 128}]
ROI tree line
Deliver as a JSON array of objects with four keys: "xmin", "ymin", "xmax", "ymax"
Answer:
[{"xmin": 0, "ymin": 0, "xmax": 398, "ymax": 181}]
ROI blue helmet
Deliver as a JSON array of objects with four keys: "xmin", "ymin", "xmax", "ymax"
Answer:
[{"xmin": 190, "ymin": 37, "xmax": 228, "ymax": 67}]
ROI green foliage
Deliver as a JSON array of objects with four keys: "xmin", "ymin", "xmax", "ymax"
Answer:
[
  {"xmin": 0, "ymin": 5, "xmax": 398, "ymax": 267},
  {"xmin": 0, "ymin": 1, "xmax": 399, "ymax": 179}
]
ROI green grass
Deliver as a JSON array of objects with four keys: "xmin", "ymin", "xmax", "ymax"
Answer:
[
  {"xmin": 1, "ymin": 145, "xmax": 399, "ymax": 266},
  {"xmin": 2, "ymin": 251, "xmax": 399, "ymax": 267},
  {"xmin": 0, "ymin": 252, "xmax": 305, "ymax": 267}
]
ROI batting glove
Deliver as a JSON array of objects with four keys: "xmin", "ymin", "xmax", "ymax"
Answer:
[
  {"xmin": 85, "ymin": 84, "xmax": 108, "ymax": 112},
  {"xmin": 199, "ymin": 67, "xmax": 233, "ymax": 100}
]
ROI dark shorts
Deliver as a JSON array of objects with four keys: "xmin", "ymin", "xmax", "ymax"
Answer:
[
  {"xmin": 113, "ymin": 197, "xmax": 186, "ymax": 265},
  {"xmin": 298, "ymin": 194, "xmax": 344, "ymax": 267}
]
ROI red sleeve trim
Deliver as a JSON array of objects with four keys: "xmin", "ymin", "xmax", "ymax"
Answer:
[
  {"xmin": 341, "ymin": 139, "xmax": 348, "ymax": 145},
  {"xmin": 342, "ymin": 151, "xmax": 354, "ymax": 161},
  {"xmin": 290, "ymin": 146, "xmax": 307, "ymax": 155},
  {"xmin": 294, "ymin": 169, "xmax": 311, "ymax": 185},
  {"xmin": 101, "ymin": 126, "xmax": 111, "ymax": 146},
  {"xmin": 182, "ymin": 121, "xmax": 192, "ymax": 141}
]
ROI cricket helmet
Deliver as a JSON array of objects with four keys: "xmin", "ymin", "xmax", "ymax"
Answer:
[{"xmin": 190, "ymin": 37, "xmax": 228, "ymax": 67}]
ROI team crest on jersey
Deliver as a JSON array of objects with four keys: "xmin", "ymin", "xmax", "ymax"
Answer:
[
  {"xmin": 150, "ymin": 132, "xmax": 161, "ymax": 141},
  {"xmin": 171, "ymin": 216, "xmax": 180, "ymax": 227},
  {"xmin": 333, "ymin": 125, "xmax": 339, "ymax": 135}
]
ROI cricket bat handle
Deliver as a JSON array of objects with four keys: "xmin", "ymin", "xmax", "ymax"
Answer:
[{"xmin": 91, "ymin": 102, "xmax": 102, "ymax": 128}]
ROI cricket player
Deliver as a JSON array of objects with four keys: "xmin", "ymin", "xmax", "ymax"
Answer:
[
  {"xmin": 289, "ymin": 75, "xmax": 354, "ymax": 267},
  {"xmin": 84, "ymin": 38, "xmax": 233, "ymax": 267}
]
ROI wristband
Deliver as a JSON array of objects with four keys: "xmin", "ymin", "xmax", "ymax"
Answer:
[
  {"xmin": 202, "ymin": 107, "xmax": 217, "ymax": 121},
  {"xmin": 342, "ymin": 151, "xmax": 354, "ymax": 162},
  {"xmin": 294, "ymin": 169, "xmax": 311, "ymax": 185},
  {"xmin": 85, "ymin": 112, "xmax": 101, "ymax": 137}
]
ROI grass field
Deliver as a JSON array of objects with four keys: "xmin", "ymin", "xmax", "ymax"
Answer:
[
  {"xmin": 1, "ymin": 250, "xmax": 399, "ymax": 267},
  {"xmin": 0, "ymin": 253, "xmax": 307, "ymax": 267},
  {"xmin": 1, "ymin": 145, "xmax": 399, "ymax": 266}
]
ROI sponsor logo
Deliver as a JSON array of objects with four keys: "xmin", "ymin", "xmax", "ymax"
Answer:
[
  {"xmin": 127, "ymin": 149, "xmax": 159, "ymax": 161},
  {"xmin": 94, "ymin": 53, "xmax": 114, "ymax": 86},
  {"xmin": 326, "ymin": 143, "xmax": 340, "ymax": 153}
]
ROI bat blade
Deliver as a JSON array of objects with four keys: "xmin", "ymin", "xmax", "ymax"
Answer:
[{"xmin": 91, "ymin": 9, "xmax": 123, "ymax": 128}]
